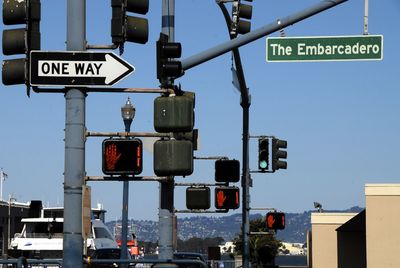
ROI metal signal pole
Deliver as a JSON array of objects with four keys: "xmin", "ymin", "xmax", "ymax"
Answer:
[
  {"xmin": 63, "ymin": 0, "xmax": 86, "ymax": 267},
  {"xmin": 158, "ymin": 0, "xmax": 176, "ymax": 265},
  {"xmin": 217, "ymin": 3, "xmax": 251, "ymax": 268}
]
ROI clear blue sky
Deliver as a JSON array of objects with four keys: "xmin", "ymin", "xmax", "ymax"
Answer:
[{"xmin": 1, "ymin": 0, "xmax": 400, "ymax": 221}]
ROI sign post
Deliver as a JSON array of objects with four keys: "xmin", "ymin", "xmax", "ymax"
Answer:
[
  {"xmin": 266, "ymin": 35, "xmax": 383, "ymax": 62},
  {"xmin": 30, "ymin": 51, "xmax": 134, "ymax": 86}
]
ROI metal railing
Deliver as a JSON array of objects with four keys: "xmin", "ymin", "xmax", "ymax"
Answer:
[
  {"xmin": 0, "ymin": 257, "xmax": 210, "ymax": 268},
  {"xmin": 0, "ymin": 257, "xmax": 62, "ymax": 268},
  {"xmin": 0, "ymin": 257, "xmax": 309, "ymax": 268}
]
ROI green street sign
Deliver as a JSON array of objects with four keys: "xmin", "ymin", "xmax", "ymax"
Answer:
[{"xmin": 266, "ymin": 35, "xmax": 383, "ymax": 62}]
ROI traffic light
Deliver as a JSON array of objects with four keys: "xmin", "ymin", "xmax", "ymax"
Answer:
[
  {"xmin": 111, "ymin": 0, "xmax": 149, "ymax": 47},
  {"xmin": 231, "ymin": 0, "xmax": 253, "ymax": 36},
  {"xmin": 215, "ymin": 187, "xmax": 240, "ymax": 210},
  {"xmin": 266, "ymin": 212, "xmax": 285, "ymax": 230},
  {"xmin": 154, "ymin": 92, "xmax": 194, "ymax": 133},
  {"xmin": 153, "ymin": 139, "xmax": 193, "ymax": 176},
  {"xmin": 102, "ymin": 138, "xmax": 143, "ymax": 175},
  {"xmin": 186, "ymin": 187, "xmax": 210, "ymax": 210},
  {"xmin": 258, "ymin": 138, "xmax": 269, "ymax": 172},
  {"xmin": 156, "ymin": 33, "xmax": 183, "ymax": 83},
  {"xmin": 272, "ymin": 138, "xmax": 287, "ymax": 171},
  {"xmin": 2, "ymin": 0, "xmax": 40, "ymax": 86},
  {"xmin": 215, "ymin": 159, "xmax": 240, "ymax": 183}
]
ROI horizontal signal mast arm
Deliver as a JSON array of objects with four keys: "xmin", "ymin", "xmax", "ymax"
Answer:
[{"xmin": 181, "ymin": 0, "xmax": 348, "ymax": 71}]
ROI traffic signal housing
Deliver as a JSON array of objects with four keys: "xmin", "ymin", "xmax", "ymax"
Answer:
[
  {"xmin": 272, "ymin": 138, "xmax": 287, "ymax": 171},
  {"xmin": 154, "ymin": 93, "xmax": 194, "ymax": 133},
  {"xmin": 102, "ymin": 138, "xmax": 143, "ymax": 175},
  {"xmin": 2, "ymin": 0, "xmax": 40, "ymax": 86},
  {"xmin": 186, "ymin": 187, "xmax": 210, "ymax": 210},
  {"xmin": 215, "ymin": 159, "xmax": 240, "ymax": 183},
  {"xmin": 266, "ymin": 212, "xmax": 285, "ymax": 230},
  {"xmin": 153, "ymin": 139, "xmax": 193, "ymax": 177},
  {"xmin": 111, "ymin": 0, "xmax": 149, "ymax": 47},
  {"xmin": 156, "ymin": 33, "xmax": 182, "ymax": 83},
  {"xmin": 215, "ymin": 187, "xmax": 240, "ymax": 210},
  {"xmin": 258, "ymin": 138, "xmax": 269, "ymax": 172},
  {"xmin": 231, "ymin": 0, "xmax": 253, "ymax": 36}
]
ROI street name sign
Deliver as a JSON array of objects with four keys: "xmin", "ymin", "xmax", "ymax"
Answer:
[
  {"xmin": 266, "ymin": 35, "xmax": 383, "ymax": 62},
  {"xmin": 30, "ymin": 51, "xmax": 134, "ymax": 86}
]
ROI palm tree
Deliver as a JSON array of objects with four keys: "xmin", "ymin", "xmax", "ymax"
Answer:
[{"xmin": 233, "ymin": 218, "xmax": 281, "ymax": 267}]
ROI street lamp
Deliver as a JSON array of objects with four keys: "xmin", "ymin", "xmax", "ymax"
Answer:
[
  {"xmin": 120, "ymin": 97, "xmax": 135, "ymax": 268},
  {"xmin": 121, "ymin": 97, "xmax": 135, "ymax": 132},
  {"xmin": 8, "ymin": 195, "xmax": 16, "ymax": 250}
]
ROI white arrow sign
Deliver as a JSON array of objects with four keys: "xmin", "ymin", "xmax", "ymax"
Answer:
[{"xmin": 30, "ymin": 51, "xmax": 135, "ymax": 87}]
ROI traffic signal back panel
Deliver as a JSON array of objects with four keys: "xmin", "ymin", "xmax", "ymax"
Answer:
[
  {"xmin": 186, "ymin": 187, "xmax": 210, "ymax": 210},
  {"xmin": 215, "ymin": 159, "xmax": 240, "ymax": 183}
]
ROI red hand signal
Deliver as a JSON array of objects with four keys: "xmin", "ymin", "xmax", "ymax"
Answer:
[
  {"xmin": 216, "ymin": 190, "xmax": 227, "ymax": 207},
  {"xmin": 105, "ymin": 143, "xmax": 121, "ymax": 170},
  {"xmin": 267, "ymin": 214, "xmax": 275, "ymax": 229}
]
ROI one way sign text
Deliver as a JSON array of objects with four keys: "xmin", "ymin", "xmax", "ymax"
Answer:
[{"xmin": 30, "ymin": 51, "xmax": 134, "ymax": 87}]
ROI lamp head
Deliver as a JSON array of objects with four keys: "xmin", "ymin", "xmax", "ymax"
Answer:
[
  {"xmin": 121, "ymin": 97, "xmax": 135, "ymax": 121},
  {"xmin": 314, "ymin": 202, "xmax": 323, "ymax": 212}
]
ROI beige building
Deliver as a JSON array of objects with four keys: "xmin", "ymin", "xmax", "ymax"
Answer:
[
  {"xmin": 310, "ymin": 183, "xmax": 400, "ymax": 268},
  {"xmin": 365, "ymin": 184, "xmax": 400, "ymax": 268},
  {"xmin": 311, "ymin": 213, "xmax": 359, "ymax": 268}
]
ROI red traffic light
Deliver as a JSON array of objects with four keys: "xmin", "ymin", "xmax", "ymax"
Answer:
[
  {"xmin": 102, "ymin": 138, "xmax": 143, "ymax": 175},
  {"xmin": 266, "ymin": 212, "xmax": 285, "ymax": 230},
  {"xmin": 215, "ymin": 187, "xmax": 240, "ymax": 210}
]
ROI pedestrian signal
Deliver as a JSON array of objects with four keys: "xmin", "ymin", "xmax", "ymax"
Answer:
[
  {"xmin": 266, "ymin": 212, "xmax": 285, "ymax": 230},
  {"xmin": 215, "ymin": 187, "xmax": 240, "ymax": 210},
  {"xmin": 102, "ymin": 138, "xmax": 143, "ymax": 175}
]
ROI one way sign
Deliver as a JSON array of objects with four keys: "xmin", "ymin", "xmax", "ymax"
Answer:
[{"xmin": 30, "ymin": 51, "xmax": 134, "ymax": 87}]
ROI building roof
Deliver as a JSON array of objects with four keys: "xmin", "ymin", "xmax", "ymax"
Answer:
[{"xmin": 336, "ymin": 210, "xmax": 366, "ymax": 233}]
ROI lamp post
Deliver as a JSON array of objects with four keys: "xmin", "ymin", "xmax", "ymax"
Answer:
[
  {"xmin": 121, "ymin": 97, "xmax": 135, "ymax": 133},
  {"xmin": 8, "ymin": 195, "xmax": 16, "ymax": 251},
  {"xmin": 120, "ymin": 97, "xmax": 135, "ymax": 268}
]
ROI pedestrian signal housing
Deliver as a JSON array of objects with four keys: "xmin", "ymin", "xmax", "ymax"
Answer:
[
  {"xmin": 102, "ymin": 138, "xmax": 143, "ymax": 175},
  {"xmin": 186, "ymin": 187, "xmax": 210, "ymax": 210},
  {"xmin": 215, "ymin": 187, "xmax": 240, "ymax": 210},
  {"xmin": 266, "ymin": 212, "xmax": 285, "ymax": 230},
  {"xmin": 215, "ymin": 159, "xmax": 240, "ymax": 183}
]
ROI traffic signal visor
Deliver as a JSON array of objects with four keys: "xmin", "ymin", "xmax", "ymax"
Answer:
[{"xmin": 272, "ymin": 138, "xmax": 287, "ymax": 171}]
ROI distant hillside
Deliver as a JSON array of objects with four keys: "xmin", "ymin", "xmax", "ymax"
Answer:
[{"xmin": 106, "ymin": 206, "xmax": 364, "ymax": 243}]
